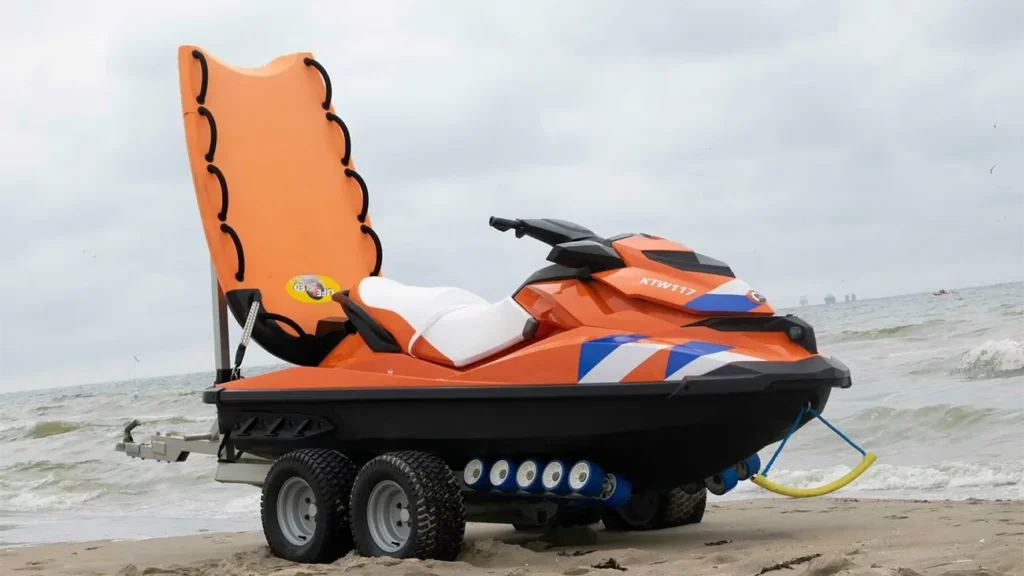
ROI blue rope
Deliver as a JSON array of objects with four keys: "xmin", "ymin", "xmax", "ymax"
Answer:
[
  {"xmin": 761, "ymin": 405, "xmax": 868, "ymax": 478},
  {"xmin": 761, "ymin": 404, "xmax": 807, "ymax": 477},
  {"xmin": 807, "ymin": 408, "xmax": 866, "ymax": 456}
]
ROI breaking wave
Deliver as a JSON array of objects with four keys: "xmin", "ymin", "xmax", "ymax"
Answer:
[
  {"xmin": 23, "ymin": 421, "xmax": 82, "ymax": 439},
  {"xmin": 0, "ymin": 416, "xmax": 198, "ymax": 443},
  {"xmin": 844, "ymin": 404, "xmax": 1023, "ymax": 433},
  {"xmin": 951, "ymin": 339, "xmax": 1024, "ymax": 379},
  {"xmin": 775, "ymin": 404, "xmax": 1024, "ymax": 459},
  {"xmin": 822, "ymin": 323, "xmax": 932, "ymax": 343}
]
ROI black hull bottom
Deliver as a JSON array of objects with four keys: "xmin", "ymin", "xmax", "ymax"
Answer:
[{"xmin": 207, "ymin": 357, "xmax": 847, "ymax": 491}]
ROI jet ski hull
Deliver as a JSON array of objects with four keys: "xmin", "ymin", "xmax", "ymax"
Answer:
[{"xmin": 205, "ymin": 355, "xmax": 848, "ymax": 491}]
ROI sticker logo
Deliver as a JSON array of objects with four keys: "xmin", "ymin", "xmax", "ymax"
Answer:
[
  {"xmin": 639, "ymin": 277, "xmax": 698, "ymax": 296},
  {"xmin": 286, "ymin": 274, "xmax": 341, "ymax": 304},
  {"xmin": 747, "ymin": 290, "xmax": 767, "ymax": 304}
]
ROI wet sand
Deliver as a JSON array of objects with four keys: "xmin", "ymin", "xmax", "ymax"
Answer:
[{"xmin": 2, "ymin": 498, "xmax": 1022, "ymax": 576}]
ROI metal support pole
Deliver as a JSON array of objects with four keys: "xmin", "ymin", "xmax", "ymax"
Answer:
[{"xmin": 210, "ymin": 260, "xmax": 232, "ymax": 384}]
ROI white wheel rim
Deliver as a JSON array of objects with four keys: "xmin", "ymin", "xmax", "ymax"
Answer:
[
  {"xmin": 464, "ymin": 459, "xmax": 484, "ymax": 486},
  {"xmin": 490, "ymin": 460, "xmax": 510, "ymax": 487},
  {"xmin": 366, "ymin": 480, "xmax": 411, "ymax": 553},
  {"xmin": 569, "ymin": 461, "xmax": 591, "ymax": 491},
  {"xmin": 599, "ymin": 474, "xmax": 616, "ymax": 500},
  {"xmin": 706, "ymin": 474, "xmax": 726, "ymax": 495},
  {"xmin": 277, "ymin": 477, "xmax": 317, "ymax": 546},
  {"xmin": 542, "ymin": 462, "xmax": 564, "ymax": 490},
  {"xmin": 517, "ymin": 461, "xmax": 538, "ymax": 489}
]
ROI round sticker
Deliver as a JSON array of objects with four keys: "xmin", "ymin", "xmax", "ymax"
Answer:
[
  {"xmin": 286, "ymin": 274, "xmax": 341, "ymax": 304},
  {"xmin": 747, "ymin": 290, "xmax": 768, "ymax": 304}
]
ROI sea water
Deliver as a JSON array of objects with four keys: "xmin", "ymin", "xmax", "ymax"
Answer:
[{"xmin": 1, "ymin": 282, "xmax": 1021, "ymax": 547}]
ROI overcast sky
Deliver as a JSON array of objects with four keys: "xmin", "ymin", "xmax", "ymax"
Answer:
[{"xmin": 1, "ymin": 1, "xmax": 1021, "ymax": 392}]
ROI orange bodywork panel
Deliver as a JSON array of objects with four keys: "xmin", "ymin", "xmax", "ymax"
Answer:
[
  {"xmin": 217, "ymin": 232, "xmax": 803, "ymax": 390},
  {"xmin": 178, "ymin": 46, "xmax": 379, "ymax": 339},
  {"xmin": 219, "ymin": 323, "xmax": 811, "ymax": 391},
  {"xmin": 600, "ymin": 235, "xmax": 774, "ymax": 315},
  {"xmin": 222, "ymin": 263, "xmax": 806, "ymax": 391}
]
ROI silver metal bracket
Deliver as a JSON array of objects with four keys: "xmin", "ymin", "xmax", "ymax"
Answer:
[
  {"xmin": 115, "ymin": 419, "xmax": 272, "ymax": 485},
  {"xmin": 115, "ymin": 420, "xmax": 222, "ymax": 462}
]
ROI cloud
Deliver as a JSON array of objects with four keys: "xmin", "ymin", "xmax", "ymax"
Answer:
[{"xmin": 1, "ymin": 0, "xmax": 1021, "ymax": 392}]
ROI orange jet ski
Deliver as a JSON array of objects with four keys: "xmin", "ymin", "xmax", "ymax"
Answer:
[{"xmin": 169, "ymin": 46, "xmax": 853, "ymax": 563}]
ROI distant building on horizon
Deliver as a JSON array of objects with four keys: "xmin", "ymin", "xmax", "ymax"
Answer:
[
  {"xmin": 824, "ymin": 293, "xmax": 837, "ymax": 305},
  {"xmin": 799, "ymin": 295, "xmax": 809, "ymax": 307}
]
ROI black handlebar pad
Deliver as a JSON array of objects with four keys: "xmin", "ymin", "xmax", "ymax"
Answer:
[{"xmin": 489, "ymin": 216, "xmax": 522, "ymax": 232}]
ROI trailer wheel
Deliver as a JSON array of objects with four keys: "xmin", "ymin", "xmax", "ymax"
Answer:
[
  {"xmin": 350, "ymin": 451, "xmax": 465, "ymax": 560},
  {"xmin": 601, "ymin": 486, "xmax": 706, "ymax": 532},
  {"xmin": 261, "ymin": 448, "xmax": 359, "ymax": 563}
]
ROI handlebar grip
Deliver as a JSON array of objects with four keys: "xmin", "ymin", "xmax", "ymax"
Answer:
[{"xmin": 489, "ymin": 216, "xmax": 521, "ymax": 232}]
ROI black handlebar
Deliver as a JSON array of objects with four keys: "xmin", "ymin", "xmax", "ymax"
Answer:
[
  {"xmin": 489, "ymin": 216, "xmax": 522, "ymax": 233},
  {"xmin": 490, "ymin": 216, "xmax": 601, "ymax": 245}
]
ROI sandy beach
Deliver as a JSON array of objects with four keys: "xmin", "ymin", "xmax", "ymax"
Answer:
[{"xmin": 2, "ymin": 498, "xmax": 1021, "ymax": 576}]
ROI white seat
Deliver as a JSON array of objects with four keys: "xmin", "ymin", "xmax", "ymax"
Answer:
[{"xmin": 355, "ymin": 276, "xmax": 535, "ymax": 367}]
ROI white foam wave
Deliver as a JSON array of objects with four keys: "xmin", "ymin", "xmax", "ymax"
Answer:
[
  {"xmin": 0, "ymin": 488, "xmax": 103, "ymax": 513},
  {"xmin": 951, "ymin": 339, "xmax": 1024, "ymax": 379},
  {"xmin": 124, "ymin": 490, "xmax": 261, "ymax": 520}
]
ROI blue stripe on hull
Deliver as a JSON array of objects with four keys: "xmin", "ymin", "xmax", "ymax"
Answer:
[
  {"xmin": 577, "ymin": 334, "xmax": 648, "ymax": 381},
  {"xmin": 664, "ymin": 341, "xmax": 733, "ymax": 379},
  {"xmin": 686, "ymin": 294, "xmax": 760, "ymax": 313}
]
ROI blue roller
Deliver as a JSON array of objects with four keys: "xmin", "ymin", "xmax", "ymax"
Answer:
[
  {"xmin": 599, "ymin": 473, "xmax": 632, "ymax": 508},
  {"xmin": 737, "ymin": 453, "xmax": 762, "ymax": 481},
  {"xmin": 489, "ymin": 458, "xmax": 518, "ymax": 492},
  {"xmin": 463, "ymin": 458, "xmax": 489, "ymax": 490},
  {"xmin": 541, "ymin": 460, "xmax": 571, "ymax": 494},
  {"xmin": 568, "ymin": 460, "xmax": 605, "ymax": 497},
  {"xmin": 705, "ymin": 467, "xmax": 739, "ymax": 495},
  {"xmin": 516, "ymin": 459, "xmax": 543, "ymax": 493}
]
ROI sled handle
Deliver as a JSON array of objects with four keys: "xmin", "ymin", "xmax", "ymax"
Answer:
[{"xmin": 751, "ymin": 452, "xmax": 876, "ymax": 498}]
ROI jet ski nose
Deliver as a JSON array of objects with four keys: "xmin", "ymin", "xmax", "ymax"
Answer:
[
  {"xmin": 827, "ymin": 355, "xmax": 848, "ymax": 371},
  {"xmin": 820, "ymin": 354, "xmax": 853, "ymax": 388}
]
